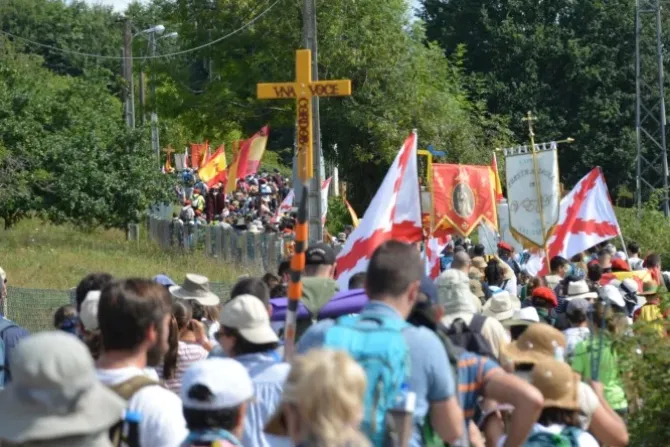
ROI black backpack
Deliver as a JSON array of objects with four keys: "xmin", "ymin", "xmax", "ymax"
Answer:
[{"xmin": 445, "ymin": 314, "xmax": 496, "ymax": 359}]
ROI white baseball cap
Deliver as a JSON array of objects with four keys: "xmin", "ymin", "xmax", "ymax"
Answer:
[
  {"xmin": 79, "ymin": 291, "xmax": 101, "ymax": 331},
  {"xmin": 181, "ymin": 358, "xmax": 253, "ymax": 410},
  {"xmin": 599, "ymin": 284, "xmax": 626, "ymax": 308},
  {"xmin": 219, "ymin": 294, "xmax": 278, "ymax": 344}
]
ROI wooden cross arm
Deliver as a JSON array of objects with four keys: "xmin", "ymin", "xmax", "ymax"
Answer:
[{"xmin": 257, "ymin": 80, "xmax": 352, "ymax": 99}]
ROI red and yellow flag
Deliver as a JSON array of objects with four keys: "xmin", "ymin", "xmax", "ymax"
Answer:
[
  {"xmin": 225, "ymin": 126, "xmax": 269, "ymax": 193},
  {"xmin": 199, "ymin": 141, "xmax": 211, "ymax": 169},
  {"xmin": 432, "ymin": 164, "xmax": 498, "ymax": 238},
  {"xmin": 492, "ymin": 152, "xmax": 503, "ymax": 202},
  {"xmin": 344, "ymin": 198, "xmax": 360, "ymax": 228},
  {"xmin": 199, "ymin": 145, "xmax": 227, "ymax": 187}
]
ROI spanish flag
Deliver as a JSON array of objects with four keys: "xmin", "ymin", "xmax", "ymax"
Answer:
[
  {"xmin": 344, "ymin": 198, "xmax": 360, "ymax": 228},
  {"xmin": 225, "ymin": 126, "xmax": 269, "ymax": 193},
  {"xmin": 492, "ymin": 152, "xmax": 503, "ymax": 202},
  {"xmin": 199, "ymin": 145, "xmax": 227, "ymax": 187}
]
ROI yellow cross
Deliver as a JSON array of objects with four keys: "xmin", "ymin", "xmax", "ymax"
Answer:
[
  {"xmin": 162, "ymin": 145, "xmax": 175, "ymax": 155},
  {"xmin": 522, "ymin": 111, "xmax": 538, "ymax": 142},
  {"xmin": 257, "ymin": 49, "xmax": 352, "ymax": 181}
]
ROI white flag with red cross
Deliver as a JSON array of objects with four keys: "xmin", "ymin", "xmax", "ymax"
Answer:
[
  {"xmin": 335, "ymin": 132, "xmax": 423, "ymax": 288},
  {"xmin": 539, "ymin": 167, "xmax": 620, "ymax": 275}
]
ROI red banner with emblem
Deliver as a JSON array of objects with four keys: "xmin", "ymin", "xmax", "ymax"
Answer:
[{"xmin": 431, "ymin": 164, "xmax": 498, "ymax": 238}]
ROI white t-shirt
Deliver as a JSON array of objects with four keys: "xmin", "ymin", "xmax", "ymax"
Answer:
[
  {"xmin": 497, "ymin": 423, "xmax": 599, "ymax": 447},
  {"xmin": 96, "ymin": 366, "xmax": 188, "ymax": 447}
]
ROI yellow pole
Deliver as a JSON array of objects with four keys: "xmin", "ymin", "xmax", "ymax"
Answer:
[{"xmin": 523, "ymin": 111, "xmax": 551, "ymax": 272}]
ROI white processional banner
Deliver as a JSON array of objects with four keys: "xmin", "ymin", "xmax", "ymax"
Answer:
[
  {"xmin": 497, "ymin": 199, "xmax": 524, "ymax": 254},
  {"xmin": 504, "ymin": 142, "xmax": 560, "ymax": 248}
]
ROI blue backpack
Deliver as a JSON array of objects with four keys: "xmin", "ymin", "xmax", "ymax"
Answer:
[
  {"xmin": 0, "ymin": 317, "xmax": 17, "ymax": 387},
  {"xmin": 524, "ymin": 426, "xmax": 582, "ymax": 447},
  {"xmin": 324, "ymin": 314, "xmax": 411, "ymax": 446}
]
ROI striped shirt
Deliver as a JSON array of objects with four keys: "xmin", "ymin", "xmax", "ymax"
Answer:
[
  {"xmin": 457, "ymin": 351, "xmax": 502, "ymax": 419},
  {"xmin": 159, "ymin": 341, "xmax": 209, "ymax": 394}
]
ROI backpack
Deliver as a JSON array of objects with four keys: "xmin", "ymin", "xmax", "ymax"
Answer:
[
  {"xmin": 0, "ymin": 317, "xmax": 17, "ymax": 388},
  {"xmin": 324, "ymin": 314, "xmax": 410, "ymax": 446},
  {"xmin": 422, "ymin": 326, "xmax": 466, "ymax": 447},
  {"xmin": 524, "ymin": 426, "xmax": 583, "ymax": 447},
  {"xmin": 445, "ymin": 314, "xmax": 495, "ymax": 359},
  {"xmin": 107, "ymin": 375, "xmax": 158, "ymax": 447}
]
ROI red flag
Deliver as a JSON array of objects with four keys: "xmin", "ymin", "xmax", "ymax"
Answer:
[
  {"xmin": 190, "ymin": 143, "xmax": 207, "ymax": 169},
  {"xmin": 431, "ymin": 164, "xmax": 498, "ymax": 237}
]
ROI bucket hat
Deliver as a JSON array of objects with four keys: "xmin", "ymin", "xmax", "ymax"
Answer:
[
  {"xmin": 566, "ymin": 280, "xmax": 597, "ymax": 300},
  {"xmin": 169, "ymin": 274, "xmax": 220, "ymax": 306},
  {"xmin": 482, "ymin": 291, "xmax": 516, "ymax": 321},
  {"xmin": 500, "ymin": 323, "xmax": 566, "ymax": 365},
  {"xmin": 0, "ymin": 332, "xmax": 125, "ymax": 444},
  {"xmin": 531, "ymin": 359, "xmax": 581, "ymax": 411}
]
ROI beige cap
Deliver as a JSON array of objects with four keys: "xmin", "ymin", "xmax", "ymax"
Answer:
[{"xmin": 220, "ymin": 294, "xmax": 278, "ymax": 344}]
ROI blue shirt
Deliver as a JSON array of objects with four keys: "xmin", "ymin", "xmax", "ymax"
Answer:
[
  {"xmin": 297, "ymin": 301, "xmax": 456, "ymax": 447},
  {"xmin": 234, "ymin": 352, "xmax": 292, "ymax": 447},
  {"xmin": 1, "ymin": 320, "xmax": 29, "ymax": 383},
  {"xmin": 457, "ymin": 352, "xmax": 501, "ymax": 420}
]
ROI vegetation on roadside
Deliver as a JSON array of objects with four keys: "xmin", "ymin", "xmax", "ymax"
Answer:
[{"xmin": 0, "ymin": 218, "xmax": 251, "ymax": 290}]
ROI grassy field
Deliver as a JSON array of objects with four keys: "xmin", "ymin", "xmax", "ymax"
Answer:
[{"xmin": 0, "ymin": 218, "xmax": 252, "ymax": 290}]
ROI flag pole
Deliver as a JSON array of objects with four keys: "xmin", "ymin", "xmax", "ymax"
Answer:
[{"xmin": 284, "ymin": 184, "xmax": 309, "ymax": 362}]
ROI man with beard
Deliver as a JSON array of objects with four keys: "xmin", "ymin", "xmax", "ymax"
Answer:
[{"xmin": 96, "ymin": 278, "xmax": 188, "ymax": 447}]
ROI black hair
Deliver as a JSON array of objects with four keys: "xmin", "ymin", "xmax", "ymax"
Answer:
[
  {"xmin": 348, "ymin": 272, "xmax": 367, "ymax": 290},
  {"xmin": 645, "ymin": 253, "xmax": 661, "ymax": 268},
  {"xmin": 53, "ymin": 304, "xmax": 77, "ymax": 330},
  {"xmin": 587, "ymin": 263, "xmax": 602, "ymax": 283},
  {"xmin": 473, "ymin": 244, "xmax": 486, "ymax": 257},
  {"xmin": 484, "ymin": 259, "xmax": 505, "ymax": 287},
  {"xmin": 549, "ymin": 256, "xmax": 569, "ymax": 273},
  {"xmin": 453, "ymin": 245, "xmax": 466, "ymax": 254},
  {"xmin": 190, "ymin": 300, "xmax": 206, "ymax": 321},
  {"xmin": 75, "ymin": 272, "xmax": 113, "ymax": 312},
  {"xmin": 627, "ymin": 241, "xmax": 640, "ymax": 255},
  {"xmin": 230, "ymin": 277, "xmax": 270, "ymax": 306},
  {"xmin": 221, "ymin": 326, "xmax": 279, "ymax": 357},
  {"xmin": 269, "ymin": 284, "xmax": 287, "ymax": 298},
  {"xmin": 537, "ymin": 408, "xmax": 582, "ymax": 428},
  {"xmin": 183, "ymin": 384, "xmax": 242, "ymax": 431},
  {"xmin": 567, "ymin": 308, "xmax": 588, "ymax": 325}
]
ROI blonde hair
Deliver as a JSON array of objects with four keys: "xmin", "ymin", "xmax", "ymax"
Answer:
[{"xmin": 285, "ymin": 349, "xmax": 371, "ymax": 446}]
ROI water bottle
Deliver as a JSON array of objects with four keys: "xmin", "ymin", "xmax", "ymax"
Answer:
[{"xmin": 387, "ymin": 383, "xmax": 416, "ymax": 447}]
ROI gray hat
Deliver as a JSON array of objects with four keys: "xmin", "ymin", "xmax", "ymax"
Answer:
[
  {"xmin": 566, "ymin": 297, "xmax": 590, "ymax": 315},
  {"xmin": 169, "ymin": 274, "xmax": 220, "ymax": 306},
  {"xmin": 0, "ymin": 332, "xmax": 125, "ymax": 444}
]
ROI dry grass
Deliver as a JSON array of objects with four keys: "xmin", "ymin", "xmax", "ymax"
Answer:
[{"xmin": 0, "ymin": 218, "xmax": 252, "ymax": 290}]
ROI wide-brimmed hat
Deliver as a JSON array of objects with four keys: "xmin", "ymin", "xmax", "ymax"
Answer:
[
  {"xmin": 566, "ymin": 280, "xmax": 597, "ymax": 300},
  {"xmin": 169, "ymin": 274, "xmax": 220, "ymax": 306},
  {"xmin": 639, "ymin": 280, "xmax": 659, "ymax": 296},
  {"xmin": 436, "ymin": 270, "xmax": 479, "ymax": 314},
  {"xmin": 219, "ymin": 294, "xmax": 278, "ymax": 344},
  {"xmin": 502, "ymin": 307, "xmax": 540, "ymax": 328},
  {"xmin": 482, "ymin": 291, "xmax": 515, "ymax": 321},
  {"xmin": 531, "ymin": 359, "xmax": 581, "ymax": 411},
  {"xmin": 471, "ymin": 257, "xmax": 487, "ymax": 270},
  {"xmin": 501, "ymin": 323, "xmax": 566, "ymax": 365},
  {"xmin": 0, "ymin": 332, "xmax": 125, "ymax": 444}
]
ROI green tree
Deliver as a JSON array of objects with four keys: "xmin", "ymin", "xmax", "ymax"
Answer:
[
  {"xmin": 150, "ymin": 0, "xmax": 510, "ymax": 207},
  {"xmin": 0, "ymin": 40, "xmax": 170, "ymax": 230},
  {"xmin": 421, "ymin": 0, "xmax": 636, "ymax": 191}
]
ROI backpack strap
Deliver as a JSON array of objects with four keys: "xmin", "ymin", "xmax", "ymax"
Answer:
[
  {"xmin": 468, "ymin": 314, "xmax": 486, "ymax": 334},
  {"xmin": 109, "ymin": 375, "xmax": 158, "ymax": 401}
]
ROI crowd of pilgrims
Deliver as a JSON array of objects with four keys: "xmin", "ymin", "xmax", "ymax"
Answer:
[{"xmin": 1, "ymin": 236, "xmax": 665, "ymax": 446}]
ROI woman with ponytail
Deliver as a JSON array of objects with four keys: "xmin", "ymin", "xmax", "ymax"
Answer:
[{"xmin": 159, "ymin": 300, "xmax": 210, "ymax": 394}]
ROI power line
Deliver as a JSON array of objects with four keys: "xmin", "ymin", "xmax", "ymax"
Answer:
[{"xmin": 0, "ymin": 0, "xmax": 281, "ymax": 61}]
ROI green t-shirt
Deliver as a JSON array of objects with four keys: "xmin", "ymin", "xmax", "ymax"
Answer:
[{"xmin": 570, "ymin": 337, "xmax": 628, "ymax": 410}]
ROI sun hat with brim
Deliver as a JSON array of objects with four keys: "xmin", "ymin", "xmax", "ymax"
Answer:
[
  {"xmin": 599, "ymin": 285, "xmax": 626, "ymax": 308},
  {"xmin": 471, "ymin": 257, "xmax": 487, "ymax": 270},
  {"xmin": 0, "ymin": 331, "xmax": 125, "ymax": 444},
  {"xmin": 530, "ymin": 359, "xmax": 581, "ymax": 411},
  {"xmin": 501, "ymin": 323, "xmax": 567, "ymax": 365},
  {"xmin": 220, "ymin": 294, "xmax": 278, "ymax": 344},
  {"xmin": 482, "ymin": 292, "xmax": 515, "ymax": 321},
  {"xmin": 638, "ymin": 280, "xmax": 659, "ymax": 296},
  {"xmin": 169, "ymin": 273, "xmax": 220, "ymax": 306},
  {"xmin": 502, "ymin": 307, "xmax": 540, "ymax": 328},
  {"xmin": 566, "ymin": 280, "xmax": 598, "ymax": 300}
]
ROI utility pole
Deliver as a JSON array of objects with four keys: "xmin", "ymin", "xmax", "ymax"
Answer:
[
  {"xmin": 150, "ymin": 33, "xmax": 160, "ymax": 166},
  {"xmin": 635, "ymin": 0, "xmax": 669, "ymax": 217},
  {"xmin": 138, "ymin": 70, "xmax": 145, "ymax": 126},
  {"xmin": 122, "ymin": 19, "xmax": 135, "ymax": 129},
  {"xmin": 303, "ymin": 0, "xmax": 323, "ymax": 243}
]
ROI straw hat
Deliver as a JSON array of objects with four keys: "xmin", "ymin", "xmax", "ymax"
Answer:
[
  {"xmin": 530, "ymin": 359, "xmax": 581, "ymax": 411},
  {"xmin": 566, "ymin": 280, "xmax": 597, "ymax": 301},
  {"xmin": 639, "ymin": 280, "xmax": 659, "ymax": 296},
  {"xmin": 169, "ymin": 274, "xmax": 220, "ymax": 306},
  {"xmin": 500, "ymin": 323, "xmax": 566, "ymax": 365},
  {"xmin": 482, "ymin": 291, "xmax": 515, "ymax": 321}
]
